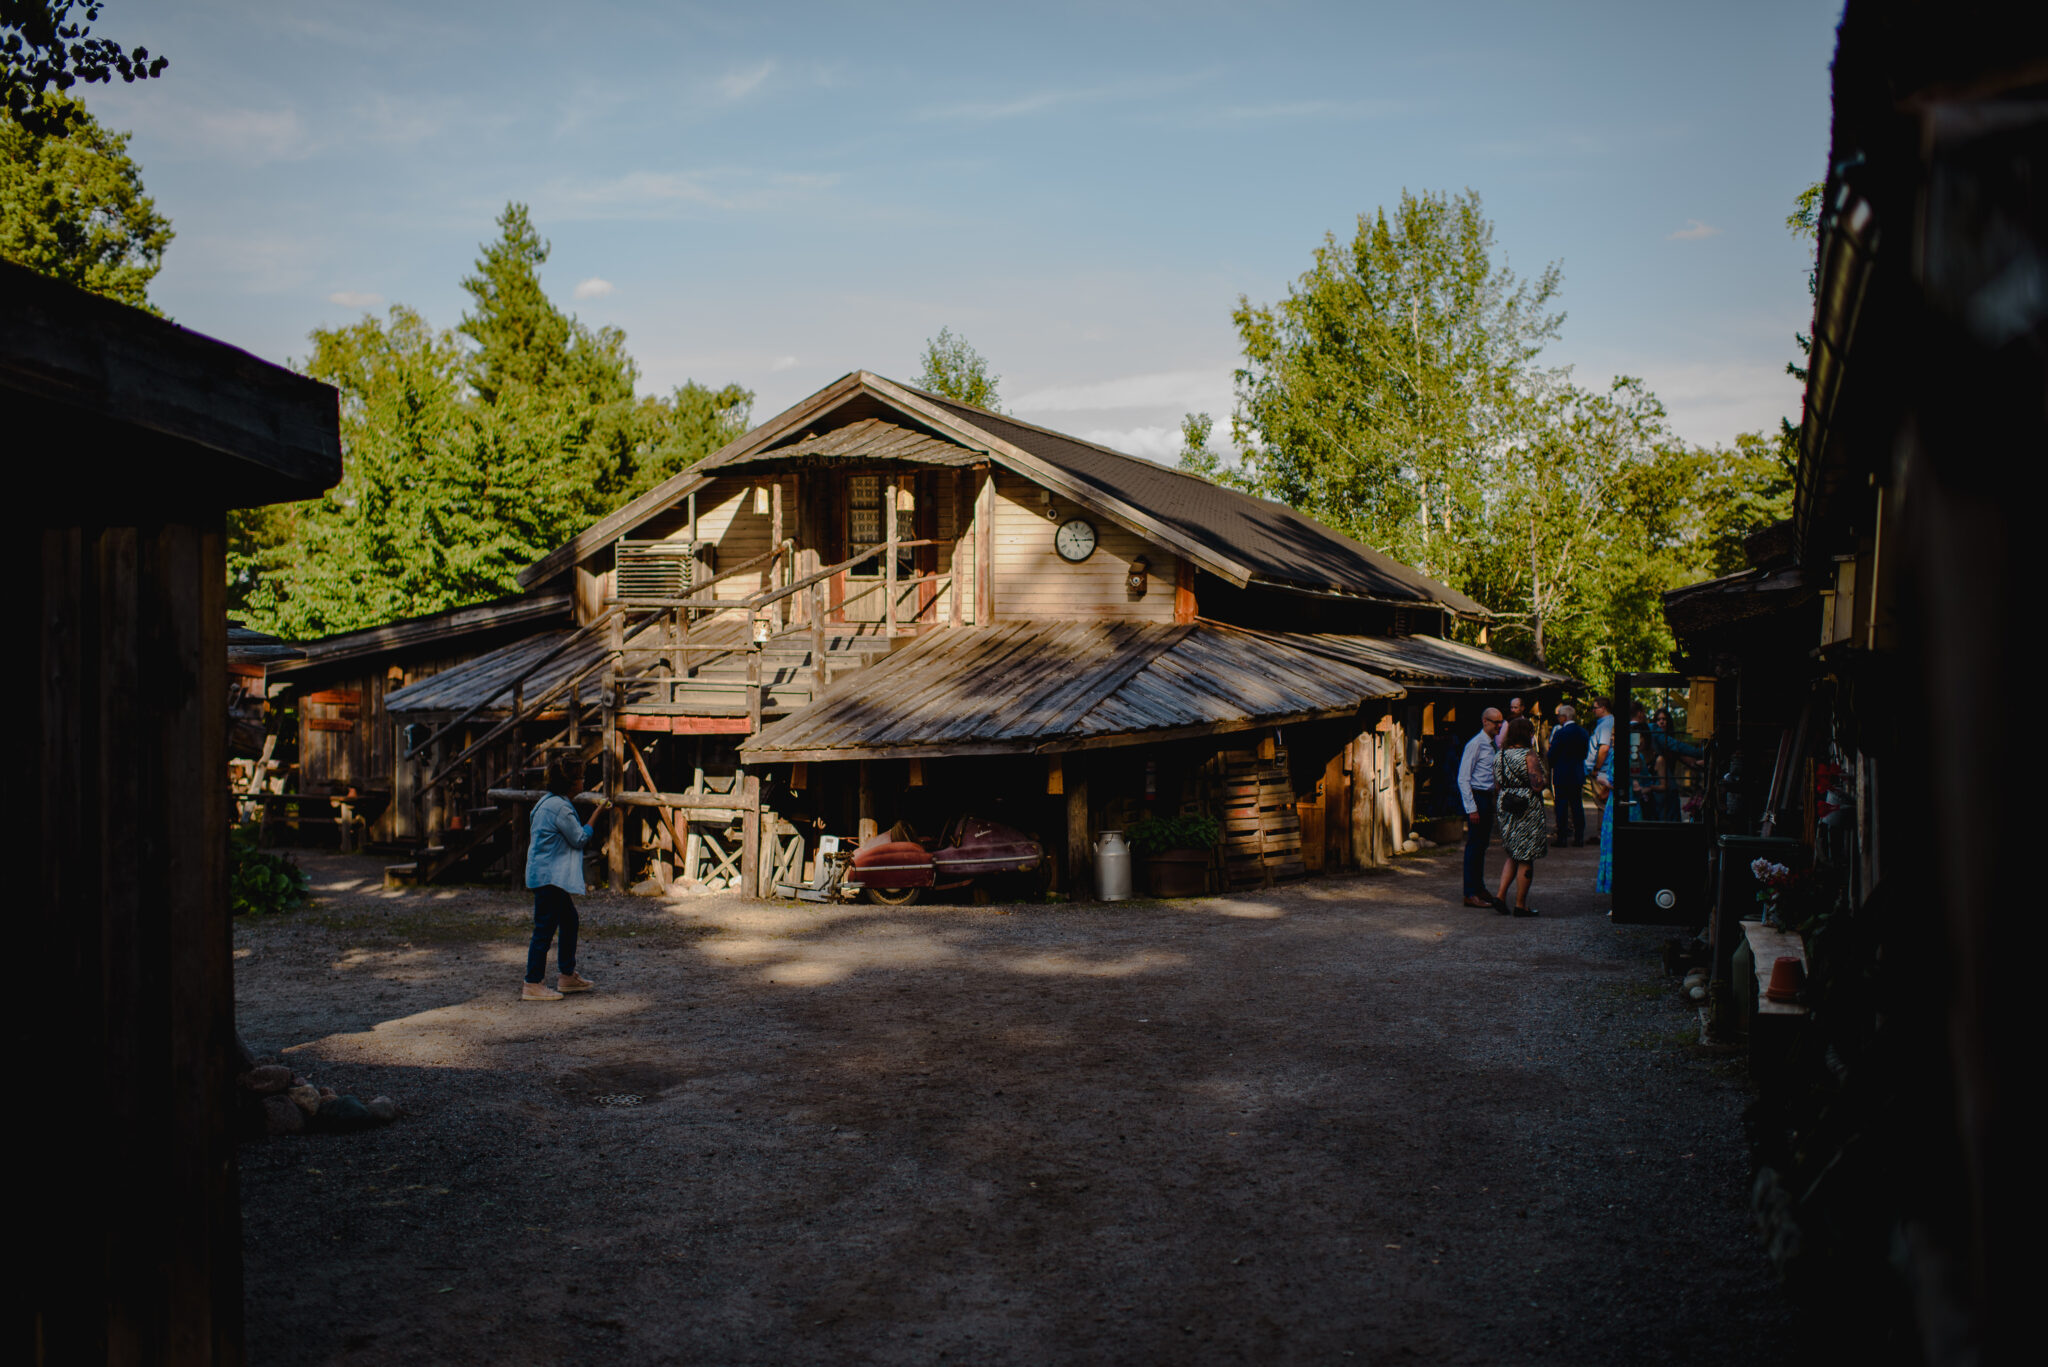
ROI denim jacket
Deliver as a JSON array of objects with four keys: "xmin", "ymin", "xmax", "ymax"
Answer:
[{"xmin": 525, "ymin": 793, "xmax": 594, "ymax": 893}]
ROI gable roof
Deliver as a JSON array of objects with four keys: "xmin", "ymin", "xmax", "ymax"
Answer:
[{"xmin": 516, "ymin": 370, "xmax": 1485, "ymax": 618}]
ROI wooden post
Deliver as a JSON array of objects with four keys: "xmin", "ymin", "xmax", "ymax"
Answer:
[
  {"xmin": 884, "ymin": 476, "xmax": 899, "ymax": 636},
  {"xmin": 1174, "ymin": 557, "xmax": 1197, "ymax": 624},
  {"xmin": 810, "ymin": 583, "xmax": 827, "ymax": 692},
  {"xmin": 769, "ymin": 479, "xmax": 785, "ymax": 630},
  {"xmin": 1350, "ymin": 734, "xmax": 1375, "ymax": 869},
  {"xmin": 1323, "ymin": 751, "xmax": 1350, "ymax": 870},
  {"xmin": 1065, "ymin": 756, "xmax": 1091, "ymax": 898},
  {"xmin": 858, "ymin": 760, "xmax": 878, "ymax": 841},
  {"xmin": 950, "ymin": 468, "xmax": 967, "ymax": 625},
  {"xmin": 568, "ymin": 677, "xmax": 580, "ymax": 746},
  {"xmin": 747, "ymin": 645, "xmax": 762, "ymax": 734},
  {"xmin": 758, "ymin": 805, "xmax": 776, "ymax": 897},
  {"xmin": 604, "ymin": 683, "xmax": 625, "ymax": 891},
  {"xmin": 974, "ymin": 465, "xmax": 994, "ymax": 625},
  {"xmin": 740, "ymin": 771, "xmax": 761, "ymax": 898}
]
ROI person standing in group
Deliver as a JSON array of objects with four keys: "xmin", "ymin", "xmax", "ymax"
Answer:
[
  {"xmin": 1458, "ymin": 707, "xmax": 1504, "ymax": 908},
  {"xmin": 1590, "ymin": 698, "xmax": 1619, "ymax": 896},
  {"xmin": 1493, "ymin": 717, "xmax": 1549, "ymax": 916},
  {"xmin": 1498, "ymin": 697, "xmax": 1524, "ymax": 749},
  {"xmin": 1586, "ymin": 697, "xmax": 1615, "ymax": 843},
  {"xmin": 1548, "ymin": 704, "xmax": 1590, "ymax": 846},
  {"xmin": 522, "ymin": 759, "xmax": 610, "ymax": 1002}
]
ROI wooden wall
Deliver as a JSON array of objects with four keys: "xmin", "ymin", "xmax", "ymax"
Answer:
[
  {"xmin": 990, "ymin": 470, "xmax": 1177, "ymax": 622},
  {"xmin": 19, "ymin": 516, "xmax": 243, "ymax": 1363},
  {"xmin": 290, "ymin": 646, "xmax": 496, "ymax": 843}
]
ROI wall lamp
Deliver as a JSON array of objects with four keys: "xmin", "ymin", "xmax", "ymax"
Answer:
[{"xmin": 1127, "ymin": 556, "xmax": 1151, "ymax": 595}]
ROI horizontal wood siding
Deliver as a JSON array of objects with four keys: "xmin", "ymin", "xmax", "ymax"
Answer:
[{"xmin": 991, "ymin": 471, "xmax": 1176, "ymax": 622}]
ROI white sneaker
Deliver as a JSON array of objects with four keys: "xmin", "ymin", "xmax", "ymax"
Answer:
[{"xmin": 521, "ymin": 981, "xmax": 564, "ymax": 1001}]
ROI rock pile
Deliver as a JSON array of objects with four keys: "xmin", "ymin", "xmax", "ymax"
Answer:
[{"xmin": 237, "ymin": 1061, "xmax": 400, "ymax": 1138}]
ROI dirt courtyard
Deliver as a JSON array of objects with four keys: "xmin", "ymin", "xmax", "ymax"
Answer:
[{"xmin": 235, "ymin": 841, "xmax": 1810, "ymax": 1365}]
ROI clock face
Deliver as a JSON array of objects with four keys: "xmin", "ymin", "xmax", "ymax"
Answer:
[{"xmin": 1054, "ymin": 517, "xmax": 1098, "ymax": 562}]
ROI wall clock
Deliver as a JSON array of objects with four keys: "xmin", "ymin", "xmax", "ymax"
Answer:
[{"xmin": 1054, "ymin": 517, "xmax": 1099, "ymax": 562}]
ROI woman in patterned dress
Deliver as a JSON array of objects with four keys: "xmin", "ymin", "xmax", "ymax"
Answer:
[{"xmin": 1493, "ymin": 717, "xmax": 1549, "ymax": 917}]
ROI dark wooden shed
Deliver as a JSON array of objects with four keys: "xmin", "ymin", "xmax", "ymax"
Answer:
[{"xmin": 3, "ymin": 260, "xmax": 341, "ymax": 1363}]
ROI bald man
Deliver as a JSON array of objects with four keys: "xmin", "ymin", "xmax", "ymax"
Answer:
[{"xmin": 1458, "ymin": 707, "xmax": 1505, "ymax": 908}]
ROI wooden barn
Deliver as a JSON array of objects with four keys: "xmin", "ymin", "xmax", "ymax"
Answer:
[
  {"xmin": 385, "ymin": 370, "xmax": 1567, "ymax": 892},
  {"xmin": 6, "ymin": 260, "xmax": 342, "ymax": 1362},
  {"xmin": 251, "ymin": 591, "xmax": 572, "ymax": 849}
]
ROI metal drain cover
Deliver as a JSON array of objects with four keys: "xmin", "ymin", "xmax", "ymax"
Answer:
[{"xmin": 596, "ymin": 1093, "xmax": 644, "ymax": 1107}]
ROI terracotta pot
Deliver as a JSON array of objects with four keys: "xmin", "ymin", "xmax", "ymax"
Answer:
[{"xmin": 1143, "ymin": 850, "xmax": 1210, "ymax": 898}]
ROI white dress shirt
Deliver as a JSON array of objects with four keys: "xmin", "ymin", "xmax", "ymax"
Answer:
[{"xmin": 1457, "ymin": 729, "xmax": 1498, "ymax": 814}]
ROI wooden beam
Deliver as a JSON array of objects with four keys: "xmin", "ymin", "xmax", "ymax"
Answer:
[
  {"xmin": 1065, "ymin": 758, "xmax": 1091, "ymax": 898},
  {"xmin": 1174, "ymin": 557, "xmax": 1197, "ymax": 625}
]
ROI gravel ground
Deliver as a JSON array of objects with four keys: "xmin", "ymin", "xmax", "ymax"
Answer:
[{"xmin": 235, "ymin": 839, "xmax": 1812, "ymax": 1365}]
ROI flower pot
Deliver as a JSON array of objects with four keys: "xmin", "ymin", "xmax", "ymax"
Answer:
[{"xmin": 1143, "ymin": 849, "xmax": 1210, "ymax": 898}]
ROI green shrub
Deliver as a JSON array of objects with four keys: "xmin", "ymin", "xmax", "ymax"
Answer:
[
  {"xmin": 229, "ymin": 823, "xmax": 309, "ymax": 916},
  {"xmin": 1124, "ymin": 813, "xmax": 1221, "ymax": 857}
]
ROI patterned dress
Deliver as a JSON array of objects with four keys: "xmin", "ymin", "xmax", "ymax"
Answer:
[{"xmin": 1494, "ymin": 746, "xmax": 1550, "ymax": 864}]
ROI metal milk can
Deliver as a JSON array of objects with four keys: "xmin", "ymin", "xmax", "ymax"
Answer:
[{"xmin": 1093, "ymin": 830, "xmax": 1132, "ymax": 901}]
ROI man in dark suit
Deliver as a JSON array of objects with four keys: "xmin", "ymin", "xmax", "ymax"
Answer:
[{"xmin": 1548, "ymin": 704, "xmax": 1590, "ymax": 847}]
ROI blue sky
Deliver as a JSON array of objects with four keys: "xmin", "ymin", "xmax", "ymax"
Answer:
[{"xmin": 87, "ymin": 0, "xmax": 1842, "ymax": 457}]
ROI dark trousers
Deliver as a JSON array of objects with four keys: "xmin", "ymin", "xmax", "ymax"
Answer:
[
  {"xmin": 1462, "ymin": 790, "xmax": 1496, "ymax": 896},
  {"xmin": 527, "ymin": 884, "xmax": 579, "ymax": 983},
  {"xmin": 1555, "ymin": 778, "xmax": 1585, "ymax": 844}
]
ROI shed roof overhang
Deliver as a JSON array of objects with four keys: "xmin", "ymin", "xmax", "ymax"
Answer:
[
  {"xmin": 739, "ymin": 619, "xmax": 1407, "ymax": 764},
  {"xmin": 3, "ymin": 259, "xmax": 341, "ymax": 514}
]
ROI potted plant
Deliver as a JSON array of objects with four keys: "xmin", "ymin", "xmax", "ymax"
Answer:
[{"xmin": 1125, "ymin": 813, "xmax": 1220, "ymax": 897}]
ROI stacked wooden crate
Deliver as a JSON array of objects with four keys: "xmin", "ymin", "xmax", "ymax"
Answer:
[{"xmin": 1211, "ymin": 747, "xmax": 1306, "ymax": 888}]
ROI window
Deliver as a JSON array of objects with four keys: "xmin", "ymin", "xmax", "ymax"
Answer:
[{"xmin": 847, "ymin": 474, "xmax": 914, "ymax": 577}]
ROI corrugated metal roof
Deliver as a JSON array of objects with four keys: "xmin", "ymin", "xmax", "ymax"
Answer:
[
  {"xmin": 912, "ymin": 389, "xmax": 1488, "ymax": 616},
  {"xmin": 1269, "ymin": 632, "xmax": 1578, "ymax": 691},
  {"xmin": 739, "ymin": 620, "xmax": 1407, "ymax": 761}
]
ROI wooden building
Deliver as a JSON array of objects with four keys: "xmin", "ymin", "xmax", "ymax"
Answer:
[
  {"xmin": 390, "ymin": 370, "xmax": 1565, "ymax": 892},
  {"xmin": 1658, "ymin": 1, "xmax": 2041, "ymax": 1352},
  {"xmin": 256, "ymin": 592, "xmax": 571, "ymax": 849},
  {"xmin": 6, "ymin": 260, "xmax": 342, "ymax": 1362}
]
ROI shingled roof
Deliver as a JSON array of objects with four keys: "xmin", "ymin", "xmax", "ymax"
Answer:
[
  {"xmin": 910, "ymin": 389, "xmax": 1486, "ymax": 615},
  {"xmin": 517, "ymin": 370, "xmax": 1486, "ymax": 618}
]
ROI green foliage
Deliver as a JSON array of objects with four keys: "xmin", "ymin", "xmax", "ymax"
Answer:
[
  {"xmin": 1231, "ymin": 188, "xmax": 1563, "ymax": 585},
  {"xmin": 2, "ymin": 1, "xmax": 166, "ymax": 137},
  {"xmin": 1229, "ymin": 188, "xmax": 1795, "ymax": 688},
  {"xmin": 0, "ymin": 89, "xmax": 169, "ymax": 309},
  {"xmin": 916, "ymin": 326, "xmax": 1002, "ymax": 410},
  {"xmin": 228, "ymin": 823, "xmax": 308, "ymax": 917},
  {"xmin": 230, "ymin": 202, "xmax": 752, "ymax": 637},
  {"xmin": 1124, "ymin": 813, "xmax": 1220, "ymax": 857}
]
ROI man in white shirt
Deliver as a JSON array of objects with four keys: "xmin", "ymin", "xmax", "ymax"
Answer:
[
  {"xmin": 1459, "ymin": 707, "xmax": 1505, "ymax": 907},
  {"xmin": 1586, "ymin": 697, "xmax": 1614, "ymax": 841}
]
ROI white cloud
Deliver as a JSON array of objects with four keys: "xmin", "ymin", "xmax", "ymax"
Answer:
[
  {"xmin": 1629, "ymin": 359, "xmax": 1801, "ymax": 446},
  {"xmin": 327, "ymin": 290, "xmax": 384, "ymax": 309},
  {"xmin": 1010, "ymin": 368, "xmax": 1233, "ymax": 414},
  {"xmin": 573, "ymin": 277, "xmax": 615, "ymax": 300},
  {"xmin": 769, "ymin": 355, "xmax": 798, "ymax": 372},
  {"xmin": 1079, "ymin": 425, "xmax": 1185, "ymax": 461},
  {"xmin": 538, "ymin": 168, "xmax": 841, "ymax": 220},
  {"xmin": 1667, "ymin": 219, "xmax": 1724, "ymax": 241},
  {"xmin": 716, "ymin": 60, "xmax": 777, "ymax": 101},
  {"xmin": 922, "ymin": 73, "xmax": 1204, "ymax": 122},
  {"xmin": 187, "ymin": 105, "xmax": 317, "ymax": 164}
]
